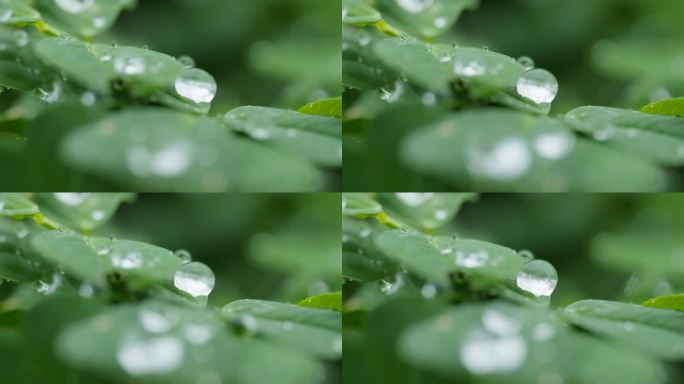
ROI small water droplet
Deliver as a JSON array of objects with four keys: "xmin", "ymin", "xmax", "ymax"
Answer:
[
  {"xmin": 434, "ymin": 17, "xmax": 448, "ymax": 28},
  {"xmin": 173, "ymin": 262, "xmax": 215, "ymax": 298},
  {"xmin": 183, "ymin": 323, "xmax": 213, "ymax": 345},
  {"xmin": 467, "ymin": 138, "xmax": 532, "ymax": 181},
  {"xmin": 126, "ymin": 142, "xmax": 193, "ymax": 178},
  {"xmin": 482, "ymin": 309, "xmax": 521, "ymax": 336},
  {"xmin": 534, "ymin": 132, "xmax": 574, "ymax": 160},
  {"xmin": 517, "ymin": 250, "xmax": 535, "ymax": 261},
  {"xmin": 516, "ymin": 259, "xmax": 558, "ymax": 297},
  {"xmin": 0, "ymin": 7, "xmax": 13, "ymax": 23},
  {"xmin": 177, "ymin": 55, "xmax": 195, "ymax": 68},
  {"xmin": 395, "ymin": 193, "xmax": 434, "ymax": 206},
  {"xmin": 139, "ymin": 308, "xmax": 178, "ymax": 334},
  {"xmin": 117, "ymin": 336, "xmax": 184, "ymax": 375},
  {"xmin": 421, "ymin": 283, "xmax": 437, "ymax": 298},
  {"xmin": 90, "ymin": 209, "xmax": 106, "ymax": 221},
  {"xmin": 54, "ymin": 193, "xmax": 91, "ymax": 206},
  {"xmin": 114, "ymin": 56, "xmax": 145, "ymax": 75},
  {"xmin": 174, "ymin": 249, "xmax": 192, "ymax": 264},
  {"xmin": 111, "ymin": 250, "xmax": 143, "ymax": 270},
  {"xmin": 93, "ymin": 16, "xmax": 107, "ymax": 28},
  {"xmin": 454, "ymin": 60, "xmax": 486, "ymax": 77},
  {"xmin": 80, "ymin": 91, "xmax": 96, "ymax": 106},
  {"xmin": 455, "ymin": 250, "xmax": 488, "ymax": 269},
  {"xmin": 516, "ymin": 56, "xmax": 535, "ymax": 71},
  {"xmin": 395, "ymin": 0, "xmax": 433, "ymax": 13},
  {"xmin": 517, "ymin": 68, "xmax": 558, "ymax": 104},
  {"xmin": 460, "ymin": 330, "xmax": 527, "ymax": 374}
]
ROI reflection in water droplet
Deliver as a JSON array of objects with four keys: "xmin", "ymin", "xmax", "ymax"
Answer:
[
  {"xmin": 173, "ymin": 262, "xmax": 215, "ymax": 298},
  {"xmin": 396, "ymin": 0, "xmax": 433, "ymax": 13},
  {"xmin": 117, "ymin": 336, "xmax": 184, "ymax": 375},
  {"xmin": 516, "ymin": 56, "xmax": 535, "ymax": 71},
  {"xmin": 516, "ymin": 259, "xmax": 558, "ymax": 297},
  {"xmin": 114, "ymin": 56, "xmax": 146, "ymax": 75},
  {"xmin": 112, "ymin": 251, "xmax": 143, "ymax": 270},
  {"xmin": 468, "ymin": 138, "xmax": 531, "ymax": 181},
  {"xmin": 460, "ymin": 330, "xmax": 527, "ymax": 374},
  {"xmin": 517, "ymin": 250, "xmax": 535, "ymax": 261},
  {"xmin": 174, "ymin": 249, "xmax": 192, "ymax": 264},
  {"xmin": 454, "ymin": 60, "xmax": 485, "ymax": 77},
  {"xmin": 517, "ymin": 69, "xmax": 558, "ymax": 104},
  {"xmin": 455, "ymin": 250, "xmax": 488, "ymax": 269},
  {"xmin": 395, "ymin": 193, "xmax": 434, "ymax": 206},
  {"xmin": 174, "ymin": 68, "xmax": 217, "ymax": 104},
  {"xmin": 54, "ymin": 193, "xmax": 91, "ymax": 206}
]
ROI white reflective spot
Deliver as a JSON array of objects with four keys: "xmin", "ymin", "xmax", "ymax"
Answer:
[
  {"xmin": 174, "ymin": 68, "xmax": 217, "ymax": 104},
  {"xmin": 91, "ymin": 209, "xmax": 106, "ymax": 221},
  {"xmin": 127, "ymin": 143, "xmax": 192, "ymax": 178},
  {"xmin": 54, "ymin": 193, "xmax": 91, "ymax": 206},
  {"xmin": 534, "ymin": 132, "xmax": 574, "ymax": 160},
  {"xmin": 55, "ymin": 0, "xmax": 94, "ymax": 14},
  {"xmin": 460, "ymin": 330, "xmax": 527, "ymax": 374},
  {"xmin": 395, "ymin": 193, "xmax": 434, "ymax": 206},
  {"xmin": 455, "ymin": 250, "xmax": 489, "ymax": 269},
  {"xmin": 395, "ymin": 0, "xmax": 433, "ymax": 13},
  {"xmin": 114, "ymin": 56, "xmax": 146, "ymax": 75},
  {"xmin": 117, "ymin": 336, "xmax": 184, "ymax": 375},
  {"xmin": 173, "ymin": 262, "xmax": 215, "ymax": 298},
  {"xmin": 517, "ymin": 69, "xmax": 558, "ymax": 104},
  {"xmin": 482, "ymin": 309, "xmax": 521, "ymax": 336},
  {"xmin": 183, "ymin": 323, "xmax": 214, "ymax": 345},
  {"xmin": 139, "ymin": 309, "xmax": 176, "ymax": 334},
  {"xmin": 468, "ymin": 138, "xmax": 531, "ymax": 181},
  {"xmin": 532, "ymin": 322, "xmax": 556, "ymax": 341},
  {"xmin": 454, "ymin": 61, "xmax": 486, "ymax": 77},
  {"xmin": 111, "ymin": 251, "xmax": 143, "ymax": 270},
  {"xmin": 516, "ymin": 260, "xmax": 558, "ymax": 297}
]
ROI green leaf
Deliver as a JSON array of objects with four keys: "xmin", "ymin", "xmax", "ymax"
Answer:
[
  {"xmin": 342, "ymin": 0, "xmax": 382, "ymax": 24},
  {"xmin": 565, "ymin": 106, "xmax": 684, "ymax": 166},
  {"xmin": 34, "ymin": 193, "xmax": 134, "ymax": 231},
  {"xmin": 591, "ymin": 233, "xmax": 684, "ymax": 278},
  {"xmin": 150, "ymin": 67, "xmax": 217, "ymax": 115},
  {"xmin": 379, "ymin": 193, "xmax": 476, "ymax": 231},
  {"xmin": 433, "ymin": 237, "xmax": 525, "ymax": 289},
  {"xmin": 399, "ymin": 301, "xmax": 665, "ymax": 383},
  {"xmin": 374, "ymin": 230, "xmax": 450, "ymax": 285},
  {"xmin": 224, "ymin": 106, "xmax": 342, "ymax": 167},
  {"xmin": 299, "ymin": 97, "xmax": 342, "ymax": 118},
  {"xmin": 641, "ymin": 97, "xmax": 684, "ymax": 118},
  {"xmin": 299, "ymin": 292, "xmax": 342, "ymax": 312},
  {"xmin": 378, "ymin": 0, "xmax": 478, "ymax": 38},
  {"xmin": 643, "ymin": 294, "xmax": 684, "ymax": 312},
  {"xmin": 222, "ymin": 299, "xmax": 342, "ymax": 358},
  {"xmin": 0, "ymin": 0, "xmax": 41, "ymax": 24},
  {"xmin": 342, "ymin": 193, "xmax": 383, "ymax": 216},
  {"xmin": 0, "ymin": 193, "xmax": 39, "ymax": 216},
  {"xmin": 0, "ymin": 27, "xmax": 49, "ymax": 91},
  {"xmin": 34, "ymin": 0, "xmax": 135, "ymax": 38},
  {"xmin": 58, "ymin": 301, "xmax": 325, "ymax": 384},
  {"xmin": 562, "ymin": 299, "xmax": 684, "ymax": 360},
  {"xmin": 32, "ymin": 231, "xmax": 181, "ymax": 288},
  {"xmin": 61, "ymin": 108, "xmax": 323, "ymax": 192},
  {"xmin": 401, "ymin": 109, "xmax": 666, "ymax": 191},
  {"xmin": 445, "ymin": 47, "xmax": 525, "ymax": 97},
  {"xmin": 374, "ymin": 38, "xmax": 451, "ymax": 94},
  {"xmin": 0, "ymin": 251, "xmax": 44, "ymax": 282}
]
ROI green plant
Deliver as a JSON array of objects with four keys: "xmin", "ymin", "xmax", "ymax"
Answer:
[
  {"xmin": 343, "ymin": 193, "xmax": 684, "ymax": 384},
  {"xmin": 342, "ymin": 0, "xmax": 684, "ymax": 191},
  {"xmin": 0, "ymin": 192, "xmax": 342, "ymax": 384},
  {"xmin": 0, "ymin": 0, "xmax": 341, "ymax": 191}
]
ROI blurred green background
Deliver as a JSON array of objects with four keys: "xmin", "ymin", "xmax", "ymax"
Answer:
[
  {"xmin": 451, "ymin": 0, "xmax": 684, "ymax": 114},
  {"xmin": 106, "ymin": 193, "xmax": 341, "ymax": 306},
  {"xmin": 110, "ymin": 0, "xmax": 341, "ymax": 111},
  {"xmin": 453, "ymin": 194, "xmax": 684, "ymax": 307}
]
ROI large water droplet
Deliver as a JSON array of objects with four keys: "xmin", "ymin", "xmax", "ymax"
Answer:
[
  {"xmin": 173, "ymin": 262, "xmax": 215, "ymax": 298},
  {"xmin": 54, "ymin": 193, "xmax": 91, "ymax": 206},
  {"xmin": 516, "ymin": 259, "xmax": 558, "ymax": 297},
  {"xmin": 174, "ymin": 68, "xmax": 217, "ymax": 104},
  {"xmin": 56, "ymin": 0, "xmax": 94, "ymax": 14},
  {"xmin": 460, "ymin": 330, "xmax": 527, "ymax": 374},
  {"xmin": 117, "ymin": 336, "xmax": 184, "ymax": 375},
  {"xmin": 395, "ymin": 0, "xmax": 433, "ymax": 13},
  {"xmin": 468, "ymin": 138, "xmax": 532, "ymax": 180},
  {"xmin": 517, "ymin": 69, "xmax": 558, "ymax": 104}
]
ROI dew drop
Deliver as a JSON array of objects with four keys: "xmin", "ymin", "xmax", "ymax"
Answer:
[
  {"xmin": 421, "ymin": 283, "xmax": 437, "ymax": 299},
  {"xmin": 517, "ymin": 250, "xmax": 535, "ymax": 261},
  {"xmin": 173, "ymin": 262, "xmax": 215, "ymax": 298},
  {"xmin": 111, "ymin": 250, "xmax": 143, "ymax": 270},
  {"xmin": 174, "ymin": 68, "xmax": 217, "ymax": 104},
  {"xmin": 174, "ymin": 249, "xmax": 192, "ymax": 264},
  {"xmin": 482, "ymin": 309, "xmax": 521, "ymax": 336},
  {"xmin": 177, "ymin": 55, "xmax": 195, "ymax": 68},
  {"xmin": 534, "ymin": 132, "xmax": 574, "ymax": 160},
  {"xmin": 183, "ymin": 323, "xmax": 214, "ymax": 345},
  {"xmin": 117, "ymin": 336, "xmax": 184, "ymax": 375},
  {"xmin": 90, "ymin": 209, "xmax": 106, "ymax": 221},
  {"xmin": 516, "ymin": 56, "xmax": 535, "ymax": 71},
  {"xmin": 434, "ymin": 17, "xmax": 448, "ymax": 28},
  {"xmin": 13, "ymin": 30, "xmax": 28, "ymax": 46},
  {"xmin": 395, "ymin": 192, "xmax": 434, "ymax": 206},
  {"xmin": 460, "ymin": 330, "xmax": 527, "ymax": 374},
  {"xmin": 517, "ymin": 68, "xmax": 558, "ymax": 104},
  {"xmin": 126, "ymin": 143, "xmax": 193, "ymax": 178},
  {"xmin": 114, "ymin": 56, "xmax": 146, "ymax": 75},
  {"xmin": 80, "ymin": 91, "xmax": 96, "ymax": 106},
  {"xmin": 454, "ymin": 60, "xmax": 485, "ymax": 77},
  {"xmin": 0, "ymin": 7, "xmax": 13, "ymax": 23},
  {"xmin": 455, "ymin": 250, "xmax": 488, "ymax": 269},
  {"xmin": 516, "ymin": 259, "xmax": 558, "ymax": 297},
  {"xmin": 139, "ymin": 308, "xmax": 178, "ymax": 334},
  {"xmin": 56, "ymin": 0, "xmax": 94, "ymax": 14},
  {"xmin": 54, "ymin": 193, "xmax": 91, "ymax": 206},
  {"xmin": 467, "ymin": 138, "xmax": 531, "ymax": 181},
  {"xmin": 93, "ymin": 16, "xmax": 107, "ymax": 28}
]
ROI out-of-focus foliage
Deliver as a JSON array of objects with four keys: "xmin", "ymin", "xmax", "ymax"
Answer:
[
  {"xmin": 0, "ymin": 193, "xmax": 341, "ymax": 384},
  {"xmin": 343, "ymin": 193, "xmax": 684, "ymax": 384},
  {"xmin": 0, "ymin": 0, "xmax": 341, "ymax": 191},
  {"xmin": 343, "ymin": 0, "xmax": 684, "ymax": 191}
]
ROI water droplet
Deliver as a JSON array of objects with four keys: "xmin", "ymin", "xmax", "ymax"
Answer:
[
  {"xmin": 90, "ymin": 209, "xmax": 106, "ymax": 221},
  {"xmin": 183, "ymin": 323, "xmax": 214, "ymax": 345},
  {"xmin": 174, "ymin": 68, "xmax": 217, "ymax": 104},
  {"xmin": 534, "ymin": 132, "xmax": 574, "ymax": 160},
  {"xmin": 174, "ymin": 249, "xmax": 192, "ymax": 264},
  {"xmin": 93, "ymin": 16, "xmax": 107, "ymax": 28},
  {"xmin": 517, "ymin": 250, "xmax": 535, "ymax": 261},
  {"xmin": 0, "ymin": 7, "xmax": 13, "ymax": 23},
  {"xmin": 433, "ymin": 209, "xmax": 448, "ymax": 220},
  {"xmin": 516, "ymin": 56, "xmax": 535, "ymax": 71},
  {"xmin": 460, "ymin": 330, "xmax": 527, "ymax": 374},
  {"xmin": 380, "ymin": 273, "xmax": 405, "ymax": 295},
  {"xmin": 467, "ymin": 138, "xmax": 532, "ymax": 180},
  {"xmin": 12, "ymin": 30, "xmax": 28, "ymax": 46},
  {"xmin": 139, "ymin": 308, "xmax": 178, "ymax": 334},
  {"xmin": 173, "ymin": 262, "xmax": 215, "ymax": 298},
  {"xmin": 532, "ymin": 322, "xmax": 556, "ymax": 341},
  {"xmin": 455, "ymin": 250, "xmax": 488, "ymax": 269},
  {"xmin": 395, "ymin": 193, "xmax": 434, "ymax": 206},
  {"xmin": 421, "ymin": 92, "xmax": 437, "ymax": 106},
  {"xmin": 482, "ymin": 309, "xmax": 521, "ymax": 336},
  {"xmin": 454, "ymin": 60, "xmax": 486, "ymax": 77},
  {"xmin": 111, "ymin": 250, "xmax": 143, "ymax": 270},
  {"xmin": 395, "ymin": 0, "xmax": 433, "ymax": 13},
  {"xmin": 114, "ymin": 56, "xmax": 146, "ymax": 75},
  {"xmin": 517, "ymin": 69, "xmax": 558, "ymax": 104},
  {"xmin": 80, "ymin": 91, "xmax": 96, "ymax": 106},
  {"xmin": 117, "ymin": 336, "xmax": 184, "ymax": 375},
  {"xmin": 78, "ymin": 284, "xmax": 95, "ymax": 297},
  {"xmin": 177, "ymin": 55, "xmax": 195, "ymax": 68},
  {"xmin": 126, "ymin": 143, "xmax": 193, "ymax": 178},
  {"xmin": 421, "ymin": 284, "xmax": 437, "ymax": 299},
  {"xmin": 516, "ymin": 259, "xmax": 558, "ymax": 297},
  {"xmin": 54, "ymin": 193, "xmax": 91, "ymax": 206},
  {"xmin": 434, "ymin": 17, "xmax": 448, "ymax": 28},
  {"xmin": 380, "ymin": 81, "xmax": 404, "ymax": 103},
  {"xmin": 56, "ymin": 0, "xmax": 94, "ymax": 13}
]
